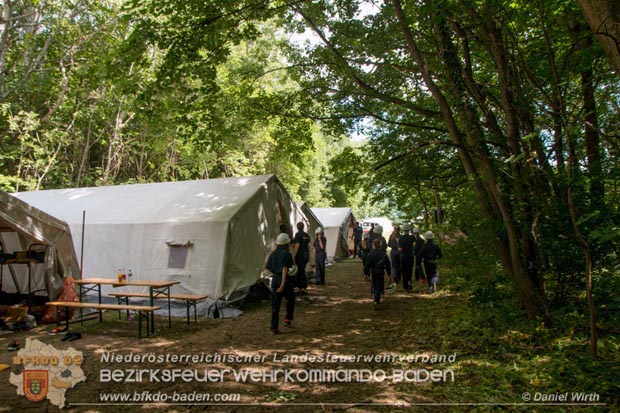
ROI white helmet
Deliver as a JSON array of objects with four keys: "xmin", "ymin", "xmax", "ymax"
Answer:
[
  {"xmin": 412, "ymin": 227, "xmax": 420, "ymax": 234},
  {"xmin": 373, "ymin": 225, "xmax": 383, "ymax": 234},
  {"xmin": 385, "ymin": 282, "xmax": 397, "ymax": 294},
  {"xmin": 424, "ymin": 231, "xmax": 434, "ymax": 240},
  {"xmin": 315, "ymin": 227, "xmax": 323, "ymax": 234},
  {"xmin": 276, "ymin": 233, "xmax": 291, "ymax": 245},
  {"xmin": 289, "ymin": 264, "xmax": 298, "ymax": 276},
  {"xmin": 402, "ymin": 223, "xmax": 412, "ymax": 231}
]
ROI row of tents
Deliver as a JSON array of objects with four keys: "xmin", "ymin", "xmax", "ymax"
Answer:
[{"xmin": 0, "ymin": 175, "xmax": 357, "ymax": 317}]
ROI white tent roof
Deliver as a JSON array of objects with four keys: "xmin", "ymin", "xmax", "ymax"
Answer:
[
  {"xmin": 14, "ymin": 175, "xmax": 299, "ymax": 300},
  {"xmin": 0, "ymin": 190, "xmax": 80, "ymax": 300}
]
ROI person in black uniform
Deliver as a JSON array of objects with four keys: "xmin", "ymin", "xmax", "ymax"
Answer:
[
  {"xmin": 364, "ymin": 238, "xmax": 391, "ymax": 307},
  {"xmin": 314, "ymin": 227, "xmax": 327, "ymax": 285},
  {"xmin": 266, "ymin": 233, "xmax": 295, "ymax": 334},
  {"xmin": 419, "ymin": 231, "xmax": 442, "ymax": 293},
  {"xmin": 412, "ymin": 227, "xmax": 424, "ymax": 282},
  {"xmin": 352, "ymin": 222, "xmax": 363, "ymax": 258},
  {"xmin": 388, "ymin": 225, "xmax": 401, "ymax": 284},
  {"xmin": 399, "ymin": 224, "xmax": 415, "ymax": 292},
  {"xmin": 293, "ymin": 222, "xmax": 311, "ymax": 295}
]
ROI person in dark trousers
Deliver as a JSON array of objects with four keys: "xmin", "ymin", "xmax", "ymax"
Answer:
[
  {"xmin": 364, "ymin": 238, "xmax": 391, "ymax": 308},
  {"xmin": 314, "ymin": 227, "xmax": 327, "ymax": 285},
  {"xmin": 388, "ymin": 224, "xmax": 401, "ymax": 284},
  {"xmin": 399, "ymin": 224, "xmax": 415, "ymax": 291},
  {"xmin": 419, "ymin": 231, "xmax": 442, "ymax": 293},
  {"xmin": 361, "ymin": 231, "xmax": 370, "ymax": 280},
  {"xmin": 352, "ymin": 221, "xmax": 363, "ymax": 258},
  {"xmin": 266, "ymin": 233, "xmax": 295, "ymax": 334},
  {"xmin": 412, "ymin": 227, "xmax": 425, "ymax": 282},
  {"xmin": 293, "ymin": 222, "xmax": 311, "ymax": 295}
]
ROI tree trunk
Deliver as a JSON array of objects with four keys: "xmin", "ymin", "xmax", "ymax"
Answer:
[
  {"xmin": 391, "ymin": 0, "xmax": 552, "ymax": 324},
  {"xmin": 577, "ymin": 0, "xmax": 620, "ymax": 74}
]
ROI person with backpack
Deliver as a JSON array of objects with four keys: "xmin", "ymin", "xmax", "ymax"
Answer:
[
  {"xmin": 364, "ymin": 238, "xmax": 391, "ymax": 308},
  {"xmin": 266, "ymin": 233, "xmax": 295, "ymax": 334},
  {"xmin": 419, "ymin": 231, "xmax": 442, "ymax": 293}
]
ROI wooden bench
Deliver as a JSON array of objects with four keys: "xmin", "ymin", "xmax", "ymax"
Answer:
[
  {"xmin": 46, "ymin": 301, "xmax": 160, "ymax": 339},
  {"xmin": 108, "ymin": 292, "xmax": 208, "ymax": 324}
]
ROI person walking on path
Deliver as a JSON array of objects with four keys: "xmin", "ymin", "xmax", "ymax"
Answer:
[
  {"xmin": 361, "ymin": 231, "xmax": 371, "ymax": 280},
  {"xmin": 364, "ymin": 238, "xmax": 391, "ymax": 308},
  {"xmin": 419, "ymin": 231, "xmax": 442, "ymax": 293},
  {"xmin": 352, "ymin": 221, "xmax": 363, "ymax": 258},
  {"xmin": 314, "ymin": 227, "xmax": 327, "ymax": 285},
  {"xmin": 398, "ymin": 224, "xmax": 415, "ymax": 292},
  {"xmin": 412, "ymin": 227, "xmax": 425, "ymax": 283},
  {"xmin": 293, "ymin": 222, "xmax": 311, "ymax": 295},
  {"xmin": 266, "ymin": 233, "xmax": 296, "ymax": 334},
  {"xmin": 388, "ymin": 225, "xmax": 401, "ymax": 284}
]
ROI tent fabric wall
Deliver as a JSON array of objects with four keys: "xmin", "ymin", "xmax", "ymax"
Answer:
[
  {"xmin": 310, "ymin": 208, "xmax": 356, "ymax": 260},
  {"xmin": 0, "ymin": 190, "xmax": 80, "ymax": 300},
  {"xmin": 13, "ymin": 175, "xmax": 299, "ymax": 301}
]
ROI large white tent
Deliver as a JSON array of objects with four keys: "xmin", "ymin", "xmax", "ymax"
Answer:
[
  {"xmin": 13, "ymin": 175, "xmax": 301, "ymax": 303},
  {"xmin": 310, "ymin": 207, "xmax": 356, "ymax": 260},
  {"xmin": 0, "ymin": 190, "xmax": 80, "ymax": 301}
]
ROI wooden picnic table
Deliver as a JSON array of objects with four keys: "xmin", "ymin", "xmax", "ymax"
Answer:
[{"xmin": 73, "ymin": 278, "xmax": 180, "ymax": 332}]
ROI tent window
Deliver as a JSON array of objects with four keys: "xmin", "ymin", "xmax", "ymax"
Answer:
[{"xmin": 167, "ymin": 246, "xmax": 189, "ymax": 269}]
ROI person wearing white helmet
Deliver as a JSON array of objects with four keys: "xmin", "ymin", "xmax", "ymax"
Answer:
[
  {"xmin": 369, "ymin": 224, "xmax": 388, "ymax": 252},
  {"xmin": 364, "ymin": 238, "xmax": 392, "ymax": 308},
  {"xmin": 419, "ymin": 230, "xmax": 442, "ymax": 293},
  {"xmin": 265, "ymin": 232, "xmax": 295, "ymax": 334},
  {"xmin": 313, "ymin": 227, "xmax": 327, "ymax": 285}
]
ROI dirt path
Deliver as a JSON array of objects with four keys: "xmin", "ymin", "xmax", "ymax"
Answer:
[{"xmin": 0, "ymin": 258, "xmax": 461, "ymax": 412}]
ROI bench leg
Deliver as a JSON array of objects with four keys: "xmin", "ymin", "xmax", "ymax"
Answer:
[
  {"xmin": 115, "ymin": 296, "xmax": 129, "ymax": 319},
  {"xmin": 138, "ymin": 311, "xmax": 153, "ymax": 339}
]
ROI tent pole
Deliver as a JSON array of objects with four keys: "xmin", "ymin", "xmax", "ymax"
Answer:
[{"xmin": 80, "ymin": 210, "xmax": 86, "ymax": 278}]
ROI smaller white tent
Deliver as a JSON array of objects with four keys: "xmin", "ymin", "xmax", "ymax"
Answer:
[
  {"xmin": 0, "ymin": 190, "xmax": 80, "ymax": 302},
  {"xmin": 310, "ymin": 207, "xmax": 356, "ymax": 260}
]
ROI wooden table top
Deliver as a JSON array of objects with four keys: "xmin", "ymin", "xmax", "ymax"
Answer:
[{"xmin": 73, "ymin": 278, "xmax": 180, "ymax": 288}]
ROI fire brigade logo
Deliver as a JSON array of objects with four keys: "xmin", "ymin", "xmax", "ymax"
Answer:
[
  {"xmin": 23, "ymin": 370, "xmax": 49, "ymax": 402},
  {"xmin": 10, "ymin": 339, "xmax": 85, "ymax": 408}
]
